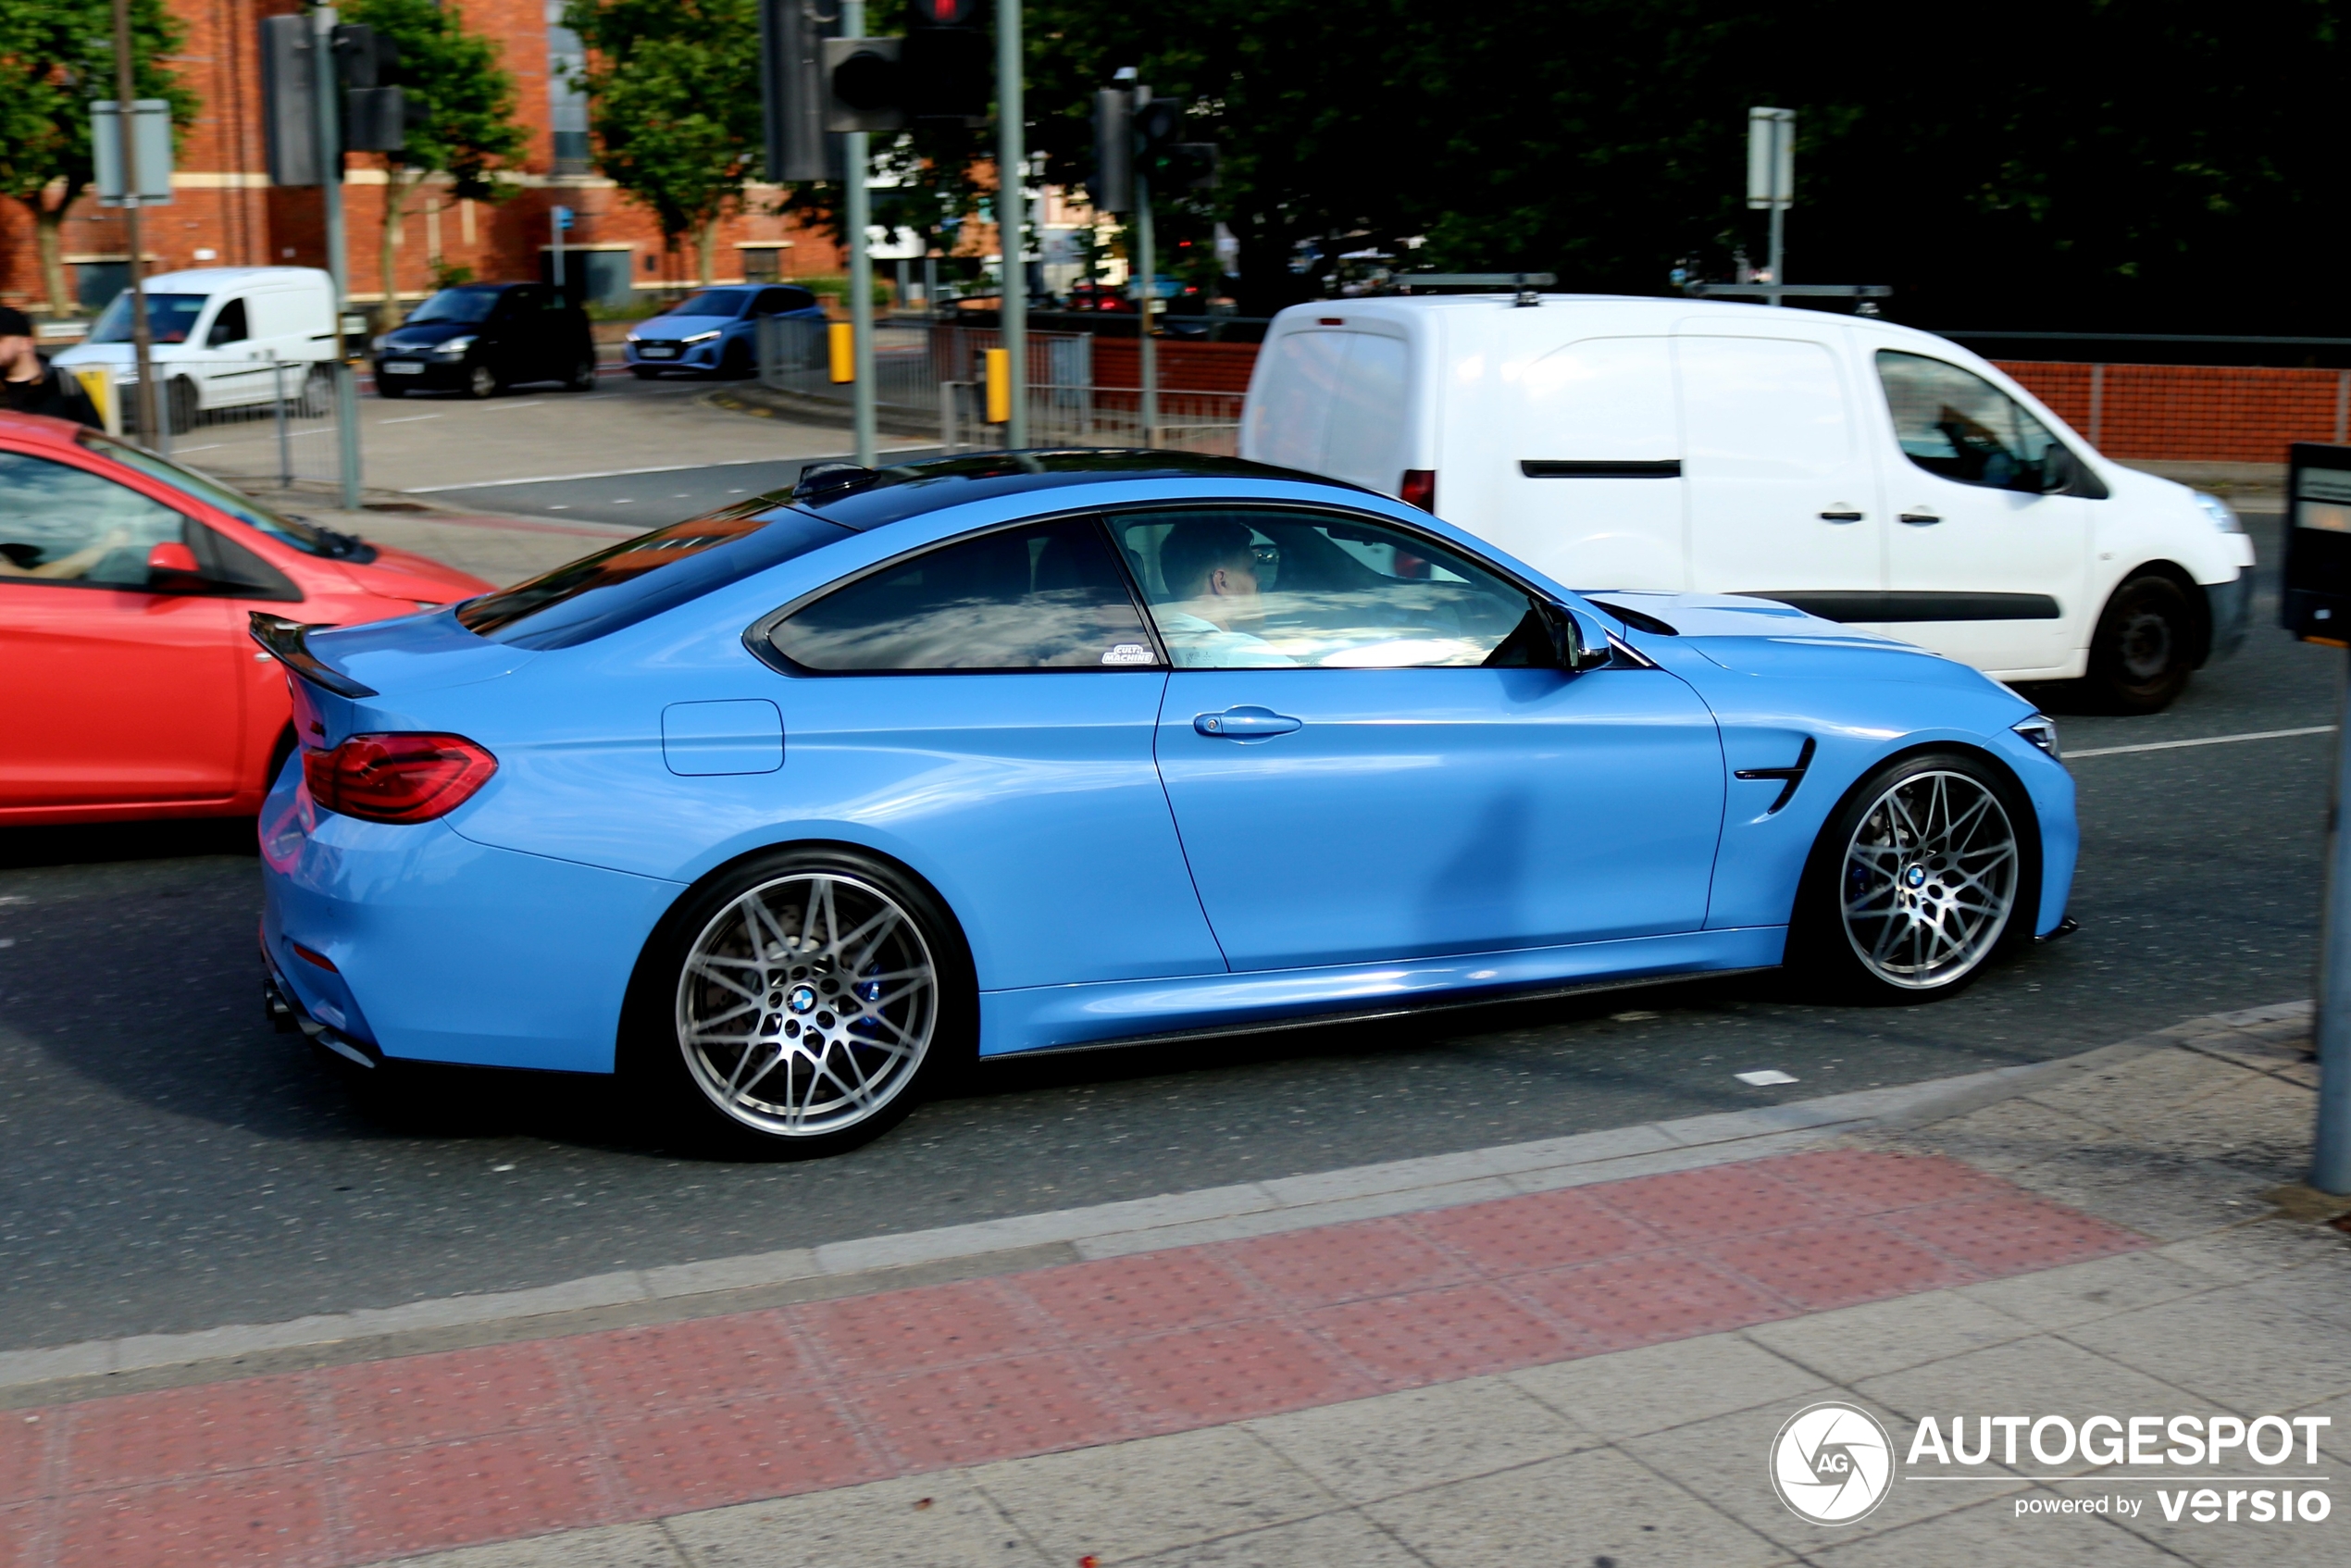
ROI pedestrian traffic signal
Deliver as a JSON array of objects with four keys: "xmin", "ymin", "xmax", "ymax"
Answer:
[
  {"xmin": 330, "ymin": 23, "xmax": 410, "ymax": 152},
  {"xmin": 902, "ymin": 0, "xmax": 989, "ymax": 123},
  {"xmin": 1092, "ymin": 85, "xmax": 1134, "ymax": 214},
  {"xmin": 759, "ymin": 0, "xmax": 833, "ymax": 181}
]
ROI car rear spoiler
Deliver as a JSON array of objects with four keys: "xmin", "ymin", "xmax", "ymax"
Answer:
[{"xmin": 248, "ymin": 612, "xmax": 378, "ymax": 699}]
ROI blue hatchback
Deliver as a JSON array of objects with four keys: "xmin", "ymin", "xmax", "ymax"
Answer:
[
  {"xmin": 255, "ymin": 453, "xmax": 2076, "ymax": 1156},
  {"xmin": 624, "ymin": 283, "xmax": 825, "ymax": 379}
]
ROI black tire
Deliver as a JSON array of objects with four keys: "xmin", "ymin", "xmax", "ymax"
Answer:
[
  {"xmin": 167, "ymin": 376, "xmax": 199, "ymax": 433},
  {"xmin": 378, "ymin": 379, "xmax": 408, "ymax": 399},
  {"xmin": 717, "ymin": 339, "xmax": 753, "ymax": 380},
  {"xmin": 563, "ymin": 352, "xmax": 598, "ymax": 392},
  {"xmin": 1789, "ymin": 750, "xmax": 2039, "ymax": 1003},
  {"xmin": 462, "ymin": 361, "xmax": 500, "ymax": 400},
  {"xmin": 2082, "ymin": 573, "xmax": 2195, "ymax": 714},
  {"xmin": 621, "ymin": 845, "xmax": 975, "ymax": 1159}
]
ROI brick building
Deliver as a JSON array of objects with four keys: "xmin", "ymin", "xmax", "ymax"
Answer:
[{"xmin": 0, "ymin": 0, "xmax": 844, "ymax": 321}]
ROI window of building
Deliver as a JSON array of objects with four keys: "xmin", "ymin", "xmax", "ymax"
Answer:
[{"xmin": 546, "ymin": 2, "xmax": 591, "ymax": 175}]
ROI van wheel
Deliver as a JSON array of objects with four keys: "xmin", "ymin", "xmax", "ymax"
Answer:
[
  {"xmin": 1791, "ymin": 751, "xmax": 2035, "ymax": 1002},
  {"xmin": 462, "ymin": 362, "xmax": 500, "ymax": 400},
  {"xmin": 2084, "ymin": 574, "xmax": 2194, "ymax": 714},
  {"xmin": 297, "ymin": 366, "xmax": 333, "ymax": 417},
  {"xmin": 624, "ymin": 847, "xmax": 974, "ymax": 1159},
  {"xmin": 167, "ymin": 376, "xmax": 199, "ymax": 433}
]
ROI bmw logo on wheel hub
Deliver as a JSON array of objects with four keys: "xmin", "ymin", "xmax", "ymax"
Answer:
[{"xmin": 787, "ymin": 984, "xmax": 818, "ymax": 1014}]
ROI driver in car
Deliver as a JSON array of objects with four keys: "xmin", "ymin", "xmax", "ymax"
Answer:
[{"xmin": 1153, "ymin": 519, "xmax": 1297, "ymax": 667}]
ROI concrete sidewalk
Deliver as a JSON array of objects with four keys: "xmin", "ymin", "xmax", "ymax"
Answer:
[{"xmin": 3, "ymin": 1004, "xmax": 2341, "ymax": 1568}]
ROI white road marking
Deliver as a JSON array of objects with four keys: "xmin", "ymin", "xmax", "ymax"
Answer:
[
  {"xmin": 2067, "ymin": 725, "xmax": 2337, "ymax": 759},
  {"xmin": 380, "ymin": 414, "xmax": 442, "ymax": 424},
  {"xmin": 1735, "ymin": 1069, "xmax": 1798, "ymax": 1086}
]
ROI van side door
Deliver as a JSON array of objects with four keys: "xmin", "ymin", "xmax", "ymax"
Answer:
[
  {"xmin": 1673, "ymin": 327, "xmax": 1885, "ymax": 619},
  {"xmin": 1502, "ymin": 335, "xmax": 1683, "ymax": 590}
]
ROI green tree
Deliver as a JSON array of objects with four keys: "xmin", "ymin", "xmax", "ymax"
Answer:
[
  {"xmin": 561, "ymin": 0, "xmax": 761, "ymax": 285},
  {"xmin": 344, "ymin": 0, "xmax": 528, "ymax": 315},
  {"xmin": 0, "ymin": 0, "xmax": 193, "ymax": 317}
]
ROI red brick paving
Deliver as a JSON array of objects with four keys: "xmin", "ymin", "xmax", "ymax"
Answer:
[{"xmin": 1, "ymin": 1149, "xmax": 2145, "ymax": 1567}]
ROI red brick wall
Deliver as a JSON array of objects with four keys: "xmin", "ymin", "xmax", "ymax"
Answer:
[
  {"xmin": 1089, "ymin": 337, "xmax": 1259, "ymax": 392},
  {"xmin": 1996, "ymin": 359, "xmax": 2346, "ymax": 466}
]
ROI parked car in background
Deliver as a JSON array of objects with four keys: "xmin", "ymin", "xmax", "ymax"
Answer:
[
  {"xmin": 0, "ymin": 411, "xmax": 491, "ymax": 824},
  {"xmin": 373, "ymin": 282, "xmax": 597, "ymax": 399},
  {"xmin": 53, "ymin": 267, "xmax": 339, "ymax": 429},
  {"xmin": 255, "ymin": 452, "xmax": 2074, "ymax": 1158},
  {"xmin": 625, "ymin": 285, "xmax": 825, "ymax": 380},
  {"xmin": 1241, "ymin": 296, "xmax": 2258, "ymax": 712}
]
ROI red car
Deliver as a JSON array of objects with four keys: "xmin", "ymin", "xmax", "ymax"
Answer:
[{"xmin": 0, "ymin": 412, "xmax": 491, "ymax": 825}]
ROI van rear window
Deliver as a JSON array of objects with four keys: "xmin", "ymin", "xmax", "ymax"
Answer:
[{"xmin": 456, "ymin": 505, "xmax": 851, "ymax": 649}]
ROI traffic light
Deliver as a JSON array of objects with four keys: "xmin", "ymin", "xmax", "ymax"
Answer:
[
  {"xmin": 901, "ymin": 0, "xmax": 989, "ymax": 123},
  {"xmin": 259, "ymin": 15, "xmax": 320, "ymax": 186},
  {"xmin": 330, "ymin": 23, "xmax": 410, "ymax": 153},
  {"xmin": 822, "ymin": 36, "xmax": 905, "ymax": 133},
  {"xmin": 759, "ymin": 0, "xmax": 832, "ymax": 181},
  {"xmin": 1092, "ymin": 85, "xmax": 1133, "ymax": 214}
]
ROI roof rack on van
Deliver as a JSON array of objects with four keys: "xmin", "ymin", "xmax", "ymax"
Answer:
[{"xmin": 1388, "ymin": 273, "xmax": 1558, "ymax": 306}]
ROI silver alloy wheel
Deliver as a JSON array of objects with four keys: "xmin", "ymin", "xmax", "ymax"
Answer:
[
  {"xmin": 1840, "ymin": 770, "xmax": 2020, "ymax": 989},
  {"xmin": 466, "ymin": 363, "xmax": 497, "ymax": 398},
  {"xmin": 676, "ymin": 872, "xmax": 937, "ymax": 1137}
]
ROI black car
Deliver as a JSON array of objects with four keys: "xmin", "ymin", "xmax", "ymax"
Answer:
[{"xmin": 372, "ymin": 282, "xmax": 597, "ymax": 399}]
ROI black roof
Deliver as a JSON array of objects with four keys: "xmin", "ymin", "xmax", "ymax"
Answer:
[{"xmin": 783, "ymin": 449, "xmax": 1369, "ymax": 531}]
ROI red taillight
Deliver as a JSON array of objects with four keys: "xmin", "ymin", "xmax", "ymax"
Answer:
[
  {"xmin": 1399, "ymin": 469, "xmax": 1437, "ymax": 511},
  {"xmin": 302, "ymin": 733, "xmax": 498, "ymax": 823}
]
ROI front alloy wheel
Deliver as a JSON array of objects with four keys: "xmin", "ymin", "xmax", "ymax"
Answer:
[
  {"xmin": 1838, "ymin": 768, "xmax": 2020, "ymax": 991},
  {"xmin": 463, "ymin": 362, "xmax": 499, "ymax": 399},
  {"xmin": 673, "ymin": 868, "xmax": 941, "ymax": 1150}
]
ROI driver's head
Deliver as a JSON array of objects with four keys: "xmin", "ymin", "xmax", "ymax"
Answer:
[{"xmin": 1160, "ymin": 519, "xmax": 1260, "ymax": 604}]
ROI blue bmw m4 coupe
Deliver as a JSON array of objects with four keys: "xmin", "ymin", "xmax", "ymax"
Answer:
[{"xmin": 254, "ymin": 452, "xmax": 2076, "ymax": 1156}]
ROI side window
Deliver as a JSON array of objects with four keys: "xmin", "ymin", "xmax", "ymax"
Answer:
[
  {"xmin": 765, "ymin": 518, "xmax": 1162, "ymax": 672},
  {"xmin": 190, "ymin": 524, "xmax": 300, "ymax": 601},
  {"xmin": 1107, "ymin": 507, "xmax": 1533, "ymax": 669},
  {"xmin": 1876, "ymin": 351, "xmax": 2065, "ymax": 491},
  {"xmin": 491, "ymin": 287, "xmax": 533, "ymax": 319},
  {"xmin": 0, "ymin": 451, "xmax": 187, "ymax": 590},
  {"xmin": 753, "ymin": 288, "xmax": 793, "ymax": 316},
  {"xmin": 776, "ymin": 287, "xmax": 816, "ymax": 313},
  {"xmin": 205, "ymin": 297, "xmax": 250, "ymax": 347}
]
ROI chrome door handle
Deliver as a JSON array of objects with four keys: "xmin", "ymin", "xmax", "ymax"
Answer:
[
  {"xmin": 1818, "ymin": 510, "xmax": 1864, "ymax": 523},
  {"xmin": 1899, "ymin": 511, "xmax": 1942, "ymax": 526},
  {"xmin": 1195, "ymin": 706, "xmax": 1302, "ymax": 740}
]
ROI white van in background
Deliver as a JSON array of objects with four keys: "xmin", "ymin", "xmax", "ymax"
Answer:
[
  {"xmin": 55, "ymin": 268, "xmax": 340, "ymax": 429},
  {"xmin": 1239, "ymin": 295, "xmax": 2257, "ymax": 711}
]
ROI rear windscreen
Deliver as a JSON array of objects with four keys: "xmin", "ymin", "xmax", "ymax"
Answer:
[{"xmin": 456, "ymin": 506, "xmax": 851, "ymax": 650}]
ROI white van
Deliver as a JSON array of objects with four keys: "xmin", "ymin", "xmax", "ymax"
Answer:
[
  {"xmin": 55, "ymin": 267, "xmax": 340, "ymax": 429},
  {"xmin": 1239, "ymin": 295, "xmax": 2257, "ymax": 711}
]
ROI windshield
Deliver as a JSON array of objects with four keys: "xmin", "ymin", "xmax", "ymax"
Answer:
[
  {"xmin": 88, "ymin": 292, "xmax": 207, "ymax": 345},
  {"xmin": 405, "ymin": 287, "xmax": 502, "ymax": 325},
  {"xmin": 668, "ymin": 289, "xmax": 753, "ymax": 319},
  {"xmin": 456, "ymin": 505, "xmax": 851, "ymax": 649},
  {"xmin": 78, "ymin": 432, "xmax": 374, "ymax": 560}
]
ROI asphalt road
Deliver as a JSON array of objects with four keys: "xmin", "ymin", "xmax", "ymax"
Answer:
[{"xmin": 0, "ymin": 511, "xmax": 2333, "ymax": 1350}]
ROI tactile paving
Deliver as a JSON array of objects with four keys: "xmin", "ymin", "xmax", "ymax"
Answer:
[{"xmin": 3, "ymin": 1147, "xmax": 2146, "ymax": 1567}]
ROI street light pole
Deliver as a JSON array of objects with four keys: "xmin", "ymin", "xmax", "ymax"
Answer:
[
  {"xmin": 314, "ymin": 6, "xmax": 362, "ymax": 506},
  {"xmin": 995, "ymin": 0, "xmax": 1026, "ymax": 446},
  {"xmin": 2316, "ymin": 654, "xmax": 2351, "ymax": 1192},
  {"xmin": 842, "ymin": 0, "xmax": 876, "ymax": 467},
  {"xmin": 109, "ymin": 0, "xmax": 160, "ymax": 446}
]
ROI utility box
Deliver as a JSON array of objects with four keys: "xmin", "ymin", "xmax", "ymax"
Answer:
[{"xmin": 2283, "ymin": 442, "xmax": 2351, "ymax": 643}]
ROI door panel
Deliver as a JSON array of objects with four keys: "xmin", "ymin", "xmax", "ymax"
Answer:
[
  {"xmin": 1872, "ymin": 351, "xmax": 2091, "ymax": 672},
  {"xmin": 1506, "ymin": 336, "xmax": 1684, "ymax": 590},
  {"xmin": 1677, "ymin": 333, "xmax": 1885, "ymax": 605},
  {"xmin": 1154, "ymin": 666, "xmax": 1727, "ymax": 971},
  {"xmin": 0, "ymin": 584, "xmax": 243, "ymax": 807}
]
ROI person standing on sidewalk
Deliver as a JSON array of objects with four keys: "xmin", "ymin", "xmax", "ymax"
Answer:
[{"xmin": 0, "ymin": 307, "xmax": 103, "ymax": 427}]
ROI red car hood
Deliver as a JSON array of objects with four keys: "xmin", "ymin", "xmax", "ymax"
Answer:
[{"xmin": 333, "ymin": 543, "xmax": 495, "ymax": 604}]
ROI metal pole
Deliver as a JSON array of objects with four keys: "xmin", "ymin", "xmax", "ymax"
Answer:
[
  {"xmin": 2315, "ymin": 650, "xmax": 2351, "ymax": 1193},
  {"xmin": 272, "ymin": 354, "xmax": 291, "ymax": 487},
  {"xmin": 842, "ymin": 0, "xmax": 875, "ymax": 466},
  {"xmin": 996, "ymin": 0, "xmax": 1026, "ymax": 446},
  {"xmin": 1767, "ymin": 203, "xmax": 1785, "ymax": 308},
  {"xmin": 111, "ymin": 0, "xmax": 161, "ymax": 447},
  {"xmin": 314, "ymin": 7, "xmax": 361, "ymax": 507},
  {"xmin": 1136, "ymin": 168, "xmax": 1156, "ymax": 447}
]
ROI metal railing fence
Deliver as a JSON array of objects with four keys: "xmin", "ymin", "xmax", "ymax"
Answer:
[
  {"xmin": 108, "ymin": 354, "xmax": 353, "ymax": 492},
  {"xmin": 937, "ymin": 381, "xmax": 1241, "ymax": 455}
]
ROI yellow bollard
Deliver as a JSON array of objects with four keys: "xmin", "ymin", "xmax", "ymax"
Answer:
[
  {"xmin": 71, "ymin": 366, "xmax": 118, "ymax": 435},
  {"xmin": 984, "ymin": 347, "xmax": 1010, "ymax": 425},
  {"xmin": 827, "ymin": 321, "xmax": 853, "ymax": 383}
]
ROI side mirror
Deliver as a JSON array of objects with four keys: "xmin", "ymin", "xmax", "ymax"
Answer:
[
  {"xmin": 2038, "ymin": 443, "xmax": 2079, "ymax": 494},
  {"xmin": 146, "ymin": 541, "xmax": 209, "ymax": 590},
  {"xmin": 1537, "ymin": 600, "xmax": 1615, "ymax": 672}
]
